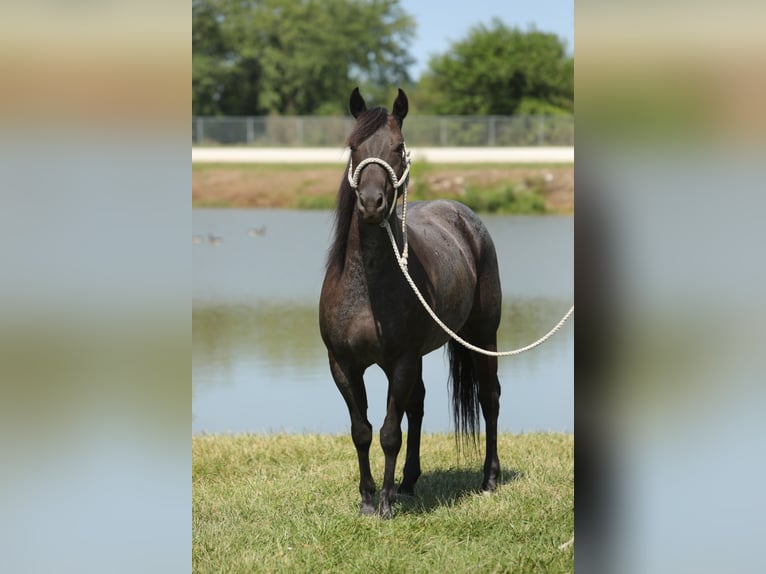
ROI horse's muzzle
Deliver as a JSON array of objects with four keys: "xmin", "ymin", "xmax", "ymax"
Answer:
[{"xmin": 357, "ymin": 187, "xmax": 387, "ymax": 224}]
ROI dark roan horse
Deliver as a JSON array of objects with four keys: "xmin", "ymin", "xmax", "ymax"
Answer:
[{"xmin": 319, "ymin": 88, "xmax": 502, "ymax": 518}]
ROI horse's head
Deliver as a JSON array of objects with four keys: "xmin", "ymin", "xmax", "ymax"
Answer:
[{"xmin": 346, "ymin": 87, "xmax": 409, "ymax": 226}]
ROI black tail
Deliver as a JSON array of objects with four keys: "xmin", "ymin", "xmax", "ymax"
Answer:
[{"xmin": 448, "ymin": 339, "xmax": 480, "ymax": 447}]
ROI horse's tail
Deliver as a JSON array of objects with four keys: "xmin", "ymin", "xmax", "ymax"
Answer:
[{"xmin": 448, "ymin": 339, "xmax": 480, "ymax": 447}]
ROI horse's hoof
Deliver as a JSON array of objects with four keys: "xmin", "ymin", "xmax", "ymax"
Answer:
[{"xmin": 379, "ymin": 507, "xmax": 394, "ymax": 520}]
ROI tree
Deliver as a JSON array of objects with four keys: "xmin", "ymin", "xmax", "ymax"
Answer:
[
  {"xmin": 192, "ymin": 0, "xmax": 415, "ymax": 116},
  {"xmin": 417, "ymin": 20, "xmax": 573, "ymax": 116},
  {"xmin": 192, "ymin": 0, "xmax": 230, "ymax": 115}
]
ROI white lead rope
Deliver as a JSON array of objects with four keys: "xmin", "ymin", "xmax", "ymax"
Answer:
[{"xmin": 381, "ymin": 220, "xmax": 574, "ymax": 357}]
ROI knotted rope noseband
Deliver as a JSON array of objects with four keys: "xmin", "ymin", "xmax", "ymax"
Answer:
[{"xmin": 347, "ymin": 143, "xmax": 412, "ymax": 266}]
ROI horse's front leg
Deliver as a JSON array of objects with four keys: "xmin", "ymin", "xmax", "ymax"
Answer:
[
  {"xmin": 379, "ymin": 356, "xmax": 420, "ymax": 519},
  {"xmin": 328, "ymin": 353, "xmax": 376, "ymax": 515}
]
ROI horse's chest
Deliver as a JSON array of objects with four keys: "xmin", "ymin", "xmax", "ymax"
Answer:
[
  {"xmin": 327, "ymin": 285, "xmax": 401, "ymax": 359},
  {"xmin": 327, "ymin": 302, "xmax": 380, "ymax": 362}
]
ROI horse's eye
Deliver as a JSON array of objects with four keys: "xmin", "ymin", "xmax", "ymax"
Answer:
[
  {"xmin": 349, "ymin": 145, "xmax": 357, "ymax": 152},
  {"xmin": 395, "ymin": 143, "xmax": 405, "ymax": 153}
]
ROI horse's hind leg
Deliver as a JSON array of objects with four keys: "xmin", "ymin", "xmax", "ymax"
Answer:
[
  {"xmin": 474, "ymin": 350, "xmax": 502, "ymax": 491},
  {"xmin": 462, "ymin": 293, "xmax": 502, "ymax": 490},
  {"xmin": 329, "ymin": 353, "xmax": 376, "ymax": 515},
  {"xmin": 470, "ymin": 241, "xmax": 502, "ymax": 491},
  {"xmin": 400, "ymin": 362, "xmax": 425, "ymax": 496}
]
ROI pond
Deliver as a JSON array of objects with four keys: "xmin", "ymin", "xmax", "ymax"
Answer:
[{"xmin": 193, "ymin": 209, "xmax": 573, "ymax": 435}]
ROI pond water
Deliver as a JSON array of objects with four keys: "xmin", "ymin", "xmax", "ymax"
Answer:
[{"xmin": 193, "ymin": 209, "xmax": 573, "ymax": 435}]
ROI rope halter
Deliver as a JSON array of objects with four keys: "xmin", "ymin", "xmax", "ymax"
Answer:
[
  {"xmin": 347, "ymin": 143, "xmax": 412, "ymax": 266},
  {"xmin": 348, "ymin": 144, "xmax": 411, "ymax": 221}
]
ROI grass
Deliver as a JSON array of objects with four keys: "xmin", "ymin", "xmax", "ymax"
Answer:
[{"xmin": 193, "ymin": 433, "xmax": 573, "ymax": 573}]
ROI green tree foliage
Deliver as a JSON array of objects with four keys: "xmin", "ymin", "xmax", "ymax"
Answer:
[
  {"xmin": 192, "ymin": 0, "xmax": 415, "ymax": 116},
  {"xmin": 417, "ymin": 20, "xmax": 573, "ymax": 116}
]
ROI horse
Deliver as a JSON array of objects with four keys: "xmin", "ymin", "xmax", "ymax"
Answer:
[{"xmin": 319, "ymin": 88, "xmax": 503, "ymax": 518}]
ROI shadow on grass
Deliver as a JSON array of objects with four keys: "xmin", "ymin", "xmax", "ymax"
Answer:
[{"xmin": 395, "ymin": 467, "xmax": 524, "ymax": 515}]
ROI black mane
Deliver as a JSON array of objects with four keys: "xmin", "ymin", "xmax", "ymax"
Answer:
[{"xmin": 326, "ymin": 107, "xmax": 390, "ymax": 271}]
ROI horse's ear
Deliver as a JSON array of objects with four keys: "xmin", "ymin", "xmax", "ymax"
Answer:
[
  {"xmin": 392, "ymin": 88, "xmax": 408, "ymax": 126},
  {"xmin": 349, "ymin": 87, "xmax": 367, "ymax": 119}
]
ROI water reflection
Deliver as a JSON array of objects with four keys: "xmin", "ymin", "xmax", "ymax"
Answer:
[{"xmin": 193, "ymin": 303, "xmax": 323, "ymax": 389}]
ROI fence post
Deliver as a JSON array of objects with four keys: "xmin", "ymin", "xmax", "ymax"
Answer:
[
  {"xmin": 440, "ymin": 118, "xmax": 447, "ymax": 146},
  {"xmin": 296, "ymin": 117, "xmax": 304, "ymax": 146},
  {"xmin": 196, "ymin": 117, "xmax": 204, "ymax": 145}
]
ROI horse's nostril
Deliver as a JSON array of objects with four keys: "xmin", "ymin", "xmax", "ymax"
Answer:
[{"xmin": 376, "ymin": 195, "xmax": 384, "ymax": 209}]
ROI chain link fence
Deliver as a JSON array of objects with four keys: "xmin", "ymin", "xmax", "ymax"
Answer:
[{"xmin": 192, "ymin": 115, "xmax": 573, "ymax": 147}]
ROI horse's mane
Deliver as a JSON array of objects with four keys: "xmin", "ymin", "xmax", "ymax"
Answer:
[{"xmin": 326, "ymin": 106, "xmax": 390, "ymax": 271}]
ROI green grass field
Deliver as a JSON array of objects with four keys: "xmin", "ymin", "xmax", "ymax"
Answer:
[{"xmin": 193, "ymin": 433, "xmax": 573, "ymax": 573}]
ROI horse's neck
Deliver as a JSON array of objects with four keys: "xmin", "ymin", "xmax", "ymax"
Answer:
[{"xmin": 344, "ymin": 214, "xmax": 401, "ymax": 282}]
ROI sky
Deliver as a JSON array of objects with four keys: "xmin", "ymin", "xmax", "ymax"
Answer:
[{"xmin": 403, "ymin": 0, "xmax": 574, "ymax": 79}]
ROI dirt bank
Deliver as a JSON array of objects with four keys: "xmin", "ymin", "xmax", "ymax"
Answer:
[{"xmin": 192, "ymin": 164, "xmax": 573, "ymax": 212}]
